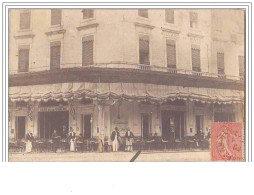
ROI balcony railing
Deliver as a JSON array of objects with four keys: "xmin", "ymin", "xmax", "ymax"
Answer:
[{"xmin": 9, "ymin": 62, "xmax": 244, "ymax": 81}]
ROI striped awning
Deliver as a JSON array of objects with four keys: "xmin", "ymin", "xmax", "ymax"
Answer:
[{"xmin": 9, "ymin": 82, "xmax": 244, "ymax": 104}]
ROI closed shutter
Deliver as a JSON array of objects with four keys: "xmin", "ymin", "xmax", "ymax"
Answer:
[
  {"xmin": 165, "ymin": 9, "xmax": 174, "ymax": 24},
  {"xmin": 191, "ymin": 45, "xmax": 201, "ymax": 72},
  {"xmin": 20, "ymin": 12, "xmax": 30, "ymax": 29},
  {"xmin": 217, "ymin": 52, "xmax": 225, "ymax": 75},
  {"xmin": 18, "ymin": 49, "xmax": 29, "ymax": 72},
  {"xmin": 82, "ymin": 9, "xmax": 94, "ymax": 19},
  {"xmin": 239, "ymin": 56, "xmax": 244, "ymax": 76},
  {"xmin": 138, "ymin": 9, "xmax": 148, "ymax": 18},
  {"xmin": 82, "ymin": 39, "xmax": 94, "ymax": 66},
  {"xmin": 50, "ymin": 43, "xmax": 61, "ymax": 69},
  {"xmin": 167, "ymin": 40, "xmax": 176, "ymax": 68},
  {"xmin": 190, "ymin": 12, "xmax": 198, "ymax": 28},
  {"xmin": 139, "ymin": 38, "xmax": 150, "ymax": 65},
  {"xmin": 51, "ymin": 9, "xmax": 62, "ymax": 25}
]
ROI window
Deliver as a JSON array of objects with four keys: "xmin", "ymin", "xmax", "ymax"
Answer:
[
  {"xmin": 18, "ymin": 47, "xmax": 29, "ymax": 72},
  {"xmin": 139, "ymin": 36, "xmax": 150, "ymax": 65},
  {"xmin": 138, "ymin": 9, "xmax": 148, "ymax": 18},
  {"xmin": 165, "ymin": 9, "xmax": 174, "ymax": 24},
  {"xmin": 20, "ymin": 10, "xmax": 31, "ymax": 30},
  {"xmin": 190, "ymin": 12, "xmax": 198, "ymax": 28},
  {"xmin": 166, "ymin": 40, "xmax": 176, "ymax": 68},
  {"xmin": 239, "ymin": 56, "xmax": 244, "ymax": 77},
  {"xmin": 82, "ymin": 36, "xmax": 94, "ymax": 66},
  {"xmin": 191, "ymin": 45, "xmax": 201, "ymax": 72},
  {"xmin": 217, "ymin": 52, "xmax": 225, "ymax": 75},
  {"xmin": 51, "ymin": 9, "xmax": 62, "ymax": 26},
  {"xmin": 50, "ymin": 42, "xmax": 61, "ymax": 70},
  {"xmin": 82, "ymin": 9, "xmax": 94, "ymax": 20}
]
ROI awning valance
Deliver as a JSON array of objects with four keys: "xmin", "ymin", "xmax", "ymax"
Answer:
[{"xmin": 9, "ymin": 82, "xmax": 244, "ymax": 104}]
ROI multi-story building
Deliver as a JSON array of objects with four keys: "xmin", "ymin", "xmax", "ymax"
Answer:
[{"xmin": 8, "ymin": 9, "xmax": 244, "ymax": 142}]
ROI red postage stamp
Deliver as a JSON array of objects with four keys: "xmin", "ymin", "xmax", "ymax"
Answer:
[{"xmin": 211, "ymin": 122, "xmax": 243, "ymax": 161}]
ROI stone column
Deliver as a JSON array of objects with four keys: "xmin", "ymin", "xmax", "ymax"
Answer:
[{"xmin": 186, "ymin": 100, "xmax": 195, "ymax": 136}]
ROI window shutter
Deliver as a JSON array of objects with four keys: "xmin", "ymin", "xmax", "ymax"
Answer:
[
  {"xmin": 82, "ymin": 9, "xmax": 94, "ymax": 19},
  {"xmin": 20, "ymin": 12, "xmax": 31, "ymax": 29},
  {"xmin": 51, "ymin": 9, "xmax": 62, "ymax": 25},
  {"xmin": 239, "ymin": 56, "xmax": 244, "ymax": 76},
  {"xmin": 50, "ymin": 43, "xmax": 61, "ymax": 69},
  {"xmin": 18, "ymin": 49, "xmax": 29, "ymax": 72},
  {"xmin": 191, "ymin": 45, "xmax": 201, "ymax": 72},
  {"xmin": 139, "ymin": 38, "xmax": 150, "ymax": 65},
  {"xmin": 166, "ymin": 40, "xmax": 176, "ymax": 68},
  {"xmin": 138, "ymin": 9, "xmax": 148, "ymax": 18},
  {"xmin": 190, "ymin": 12, "xmax": 198, "ymax": 28},
  {"xmin": 217, "ymin": 52, "xmax": 225, "ymax": 75},
  {"xmin": 82, "ymin": 39, "xmax": 94, "ymax": 66},
  {"xmin": 165, "ymin": 9, "xmax": 174, "ymax": 24}
]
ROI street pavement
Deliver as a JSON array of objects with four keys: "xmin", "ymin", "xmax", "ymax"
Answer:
[{"xmin": 9, "ymin": 150, "xmax": 210, "ymax": 162}]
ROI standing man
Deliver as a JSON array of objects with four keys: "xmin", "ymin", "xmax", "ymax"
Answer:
[
  {"xmin": 69, "ymin": 127, "xmax": 76, "ymax": 152},
  {"xmin": 25, "ymin": 130, "xmax": 33, "ymax": 153},
  {"xmin": 51, "ymin": 129, "xmax": 58, "ymax": 153},
  {"xmin": 125, "ymin": 128, "xmax": 134, "ymax": 152},
  {"xmin": 111, "ymin": 127, "xmax": 120, "ymax": 152}
]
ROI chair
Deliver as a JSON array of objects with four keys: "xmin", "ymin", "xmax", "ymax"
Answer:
[
  {"xmin": 76, "ymin": 140, "xmax": 84, "ymax": 152},
  {"xmin": 174, "ymin": 139, "xmax": 183, "ymax": 150},
  {"xmin": 186, "ymin": 137, "xmax": 196, "ymax": 150},
  {"xmin": 89, "ymin": 138, "xmax": 98, "ymax": 152},
  {"xmin": 133, "ymin": 138, "xmax": 141, "ymax": 151},
  {"xmin": 145, "ymin": 139, "xmax": 155, "ymax": 151},
  {"xmin": 162, "ymin": 139, "xmax": 169, "ymax": 150}
]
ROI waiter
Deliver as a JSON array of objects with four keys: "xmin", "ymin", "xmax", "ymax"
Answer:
[
  {"xmin": 51, "ymin": 130, "xmax": 58, "ymax": 153},
  {"xmin": 111, "ymin": 127, "xmax": 120, "ymax": 152},
  {"xmin": 125, "ymin": 128, "xmax": 134, "ymax": 152}
]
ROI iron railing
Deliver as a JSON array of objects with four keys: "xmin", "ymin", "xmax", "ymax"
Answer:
[{"xmin": 9, "ymin": 62, "xmax": 244, "ymax": 81}]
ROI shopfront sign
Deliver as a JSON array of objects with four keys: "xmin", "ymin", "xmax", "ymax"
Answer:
[{"xmin": 38, "ymin": 106, "xmax": 69, "ymax": 112}]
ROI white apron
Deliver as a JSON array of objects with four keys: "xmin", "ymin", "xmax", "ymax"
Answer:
[
  {"xmin": 70, "ymin": 139, "xmax": 75, "ymax": 152},
  {"xmin": 112, "ymin": 133, "xmax": 118, "ymax": 152},
  {"xmin": 26, "ymin": 140, "xmax": 32, "ymax": 153}
]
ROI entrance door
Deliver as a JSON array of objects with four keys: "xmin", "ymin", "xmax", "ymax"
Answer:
[
  {"xmin": 39, "ymin": 111, "xmax": 69, "ymax": 139},
  {"xmin": 83, "ymin": 114, "xmax": 92, "ymax": 139},
  {"xmin": 195, "ymin": 115, "xmax": 203, "ymax": 135},
  {"xmin": 15, "ymin": 116, "xmax": 26, "ymax": 139},
  {"xmin": 161, "ymin": 111, "xmax": 185, "ymax": 140},
  {"xmin": 141, "ymin": 114, "xmax": 151, "ymax": 140}
]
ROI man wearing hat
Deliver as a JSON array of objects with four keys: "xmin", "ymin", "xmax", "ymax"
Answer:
[{"xmin": 111, "ymin": 127, "xmax": 120, "ymax": 152}]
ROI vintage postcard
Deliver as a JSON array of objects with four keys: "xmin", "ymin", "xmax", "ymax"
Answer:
[{"xmin": 7, "ymin": 7, "xmax": 246, "ymax": 162}]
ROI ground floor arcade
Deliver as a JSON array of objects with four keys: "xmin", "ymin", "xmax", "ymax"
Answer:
[
  {"xmin": 9, "ymin": 82, "xmax": 244, "ymax": 144},
  {"xmin": 9, "ymin": 99, "xmax": 244, "ymax": 142}
]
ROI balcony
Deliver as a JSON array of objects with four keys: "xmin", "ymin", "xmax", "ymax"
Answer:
[
  {"xmin": 9, "ymin": 62, "xmax": 244, "ymax": 91},
  {"xmin": 10, "ymin": 62, "xmax": 244, "ymax": 81}
]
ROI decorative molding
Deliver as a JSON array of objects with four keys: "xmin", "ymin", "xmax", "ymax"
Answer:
[
  {"xmin": 161, "ymin": 27, "xmax": 181, "ymax": 34},
  {"xmin": 187, "ymin": 33, "xmax": 204, "ymax": 39},
  {"xmin": 76, "ymin": 23, "xmax": 99, "ymax": 31},
  {"xmin": 45, "ymin": 29, "xmax": 66, "ymax": 36},
  {"xmin": 134, "ymin": 22, "xmax": 155, "ymax": 30},
  {"xmin": 14, "ymin": 34, "xmax": 35, "ymax": 39}
]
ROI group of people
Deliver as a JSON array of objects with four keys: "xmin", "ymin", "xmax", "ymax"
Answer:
[
  {"xmin": 24, "ymin": 126, "xmax": 135, "ymax": 153},
  {"xmin": 51, "ymin": 126, "xmax": 78, "ymax": 152},
  {"xmin": 111, "ymin": 127, "xmax": 135, "ymax": 152}
]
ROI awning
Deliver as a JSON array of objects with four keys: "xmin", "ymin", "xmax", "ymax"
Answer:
[{"xmin": 9, "ymin": 82, "xmax": 244, "ymax": 104}]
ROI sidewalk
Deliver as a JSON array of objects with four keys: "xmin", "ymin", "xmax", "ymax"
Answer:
[{"xmin": 9, "ymin": 150, "xmax": 210, "ymax": 162}]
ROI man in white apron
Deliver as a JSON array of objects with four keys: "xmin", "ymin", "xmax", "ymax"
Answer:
[
  {"xmin": 125, "ymin": 128, "xmax": 134, "ymax": 152},
  {"xmin": 111, "ymin": 127, "xmax": 120, "ymax": 152},
  {"xmin": 25, "ymin": 130, "xmax": 33, "ymax": 153}
]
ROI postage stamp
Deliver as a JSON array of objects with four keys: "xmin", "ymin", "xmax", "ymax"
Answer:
[{"xmin": 211, "ymin": 122, "xmax": 243, "ymax": 161}]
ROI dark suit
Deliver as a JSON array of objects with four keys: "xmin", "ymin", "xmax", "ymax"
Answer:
[{"xmin": 111, "ymin": 131, "xmax": 120, "ymax": 142}]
